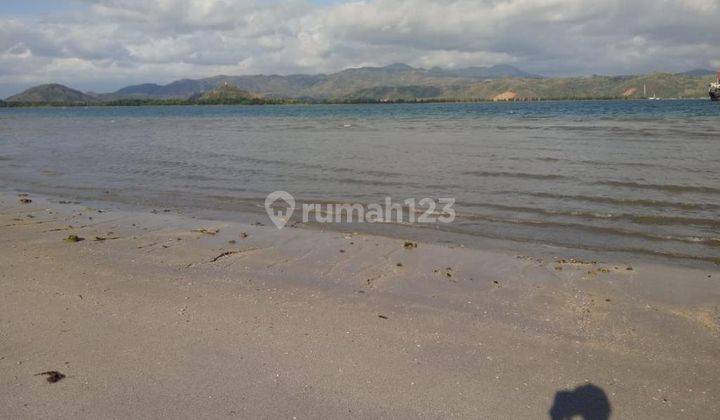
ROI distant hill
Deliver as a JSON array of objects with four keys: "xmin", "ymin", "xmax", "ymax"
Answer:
[
  {"xmin": 115, "ymin": 83, "xmax": 165, "ymax": 96},
  {"xmin": 678, "ymin": 69, "xmax": 716, "ymax": 77},
  {"xmin": 428, "ymin": 64, "xmax": 542, "ymax": 79},
  {"xmin": 105, "ymin": 64, "xmax": 541, "ymax": 100},
  {"xmin": 194, "ymin": 82, "xmax": 263, "ymax": 104},
  {"xmin": 104, "ymin": 65, "xmax": 709, "ymax": 102},
  {"xmin": 6, "ymin": 84, "xmax": 96, "ymax": 103},
  {"xmin": 4, "ymin": 65, "xmax": 717, "ymax": 105},
  {"xmin": 108, "ymin": 74, "xmax": 327, "ymax": 99},
  {"xmin": 347, "ymin": 85, "xmax": 444, "ymax": 101},
  {"xmin": 444, "ymin": 73, "xmax": 715, "ymax": 100}
]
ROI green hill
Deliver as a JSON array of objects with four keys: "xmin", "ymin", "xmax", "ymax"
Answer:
[
  {"xmin": 6, "ymin": 84, "xmax": 96, "ymax": 104},
  {"xmin": 3, "ymin": 66, "xmax": 717, "ymax": 106},
  {"xmin": 194, "ymin": 83, "xmax": 263, "ymax": 104},
  {"xmin": 105, "ymin": 65, "xmax": 712, "ymax": 101},
  {"xmin": 341, "ymin": 73, "xmax": 714, "ymax": 101}
]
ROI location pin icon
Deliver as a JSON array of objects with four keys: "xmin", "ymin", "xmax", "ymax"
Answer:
[{"xmin": 265, "ymin": 191, "xmax": 296, "ymax": 230}]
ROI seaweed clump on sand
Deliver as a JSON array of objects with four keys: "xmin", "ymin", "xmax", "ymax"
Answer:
[
  {"xmin": 36, "ymin": 371, "xmax": 66, "ymax": 383},
  {"xmin": 65, "ymin": 235, "xmax": 84, "ymax": 243}
]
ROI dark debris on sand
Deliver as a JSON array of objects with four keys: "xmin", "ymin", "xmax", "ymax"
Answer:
[
  {"xmin": 210, "ymin": 251, "xmax": 240, "ymax": 263},
  {"xmin": 193, "ymin": 228, "xmax": 220, "ymax": 235},
  {"xmin": 36, "ymin": 371, "xmax": 65, "ymax": 383}
]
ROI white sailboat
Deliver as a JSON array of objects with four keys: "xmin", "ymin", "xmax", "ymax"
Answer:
[{"xmin": 644, "ymin": 84, "xmax": 660, "ymax": 100}]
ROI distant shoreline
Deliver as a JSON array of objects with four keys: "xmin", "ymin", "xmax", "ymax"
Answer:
[
  {"xmin": 0, "ymin": 96, "xmax": 711, "ymax": 108},
  {"xmin": 4, "ymin": 67, "xmax": 715, "ymax": 106}
]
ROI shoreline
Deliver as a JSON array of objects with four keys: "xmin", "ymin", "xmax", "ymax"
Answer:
[
  {"xmin": 1, "ymin": 97, "xmax": 713, "ymax": 108},
  {"xmin": 1, "ymin": 190, "xmax": 718, "ymax": 417},
  {"xmin": 1, "ymin": 185, "xmax": 716, "ymax": 271}
]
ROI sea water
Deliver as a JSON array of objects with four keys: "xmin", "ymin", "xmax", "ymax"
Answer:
[{"xmin": 1, "ymin": 100, "xmax": 719, "ymax": 265}]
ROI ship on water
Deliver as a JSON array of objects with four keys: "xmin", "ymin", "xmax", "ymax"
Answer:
[{"xmin": 710, "ymin": 71, "xmax": 720, "ymax": 101}]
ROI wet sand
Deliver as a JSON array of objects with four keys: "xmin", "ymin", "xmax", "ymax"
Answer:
[{"xmin": 0, "ymin": 192, "xmax": 718, "ymax": 418}]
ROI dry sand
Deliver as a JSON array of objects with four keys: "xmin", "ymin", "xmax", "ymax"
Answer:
[{"xmin": 0, "ymin": 192, "xmax": 718, "ymax": 418}]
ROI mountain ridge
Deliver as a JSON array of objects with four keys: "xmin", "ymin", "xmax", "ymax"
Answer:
[
  {"xmin": 678, "ymin": 69, "xmax": 716, "ymax": 77},
  {"xmin": 105, "ymin": 64, "xmax": 539, "ymax": 99},
  {"xmin": 4, "ymin": 64, "xmax": 717, "ymax": 104},
  {"xmin": 6, "ymin": 83, "xmax": 96, "ymax": 103},
  {"xmin": 192, "ymin": 82, "xmax": 266, "ymax": 104}
]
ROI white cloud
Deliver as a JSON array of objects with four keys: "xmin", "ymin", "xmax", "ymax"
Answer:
[{"xmin": 1, "ymin": 0, "xmax": 719, "ymax": 95}]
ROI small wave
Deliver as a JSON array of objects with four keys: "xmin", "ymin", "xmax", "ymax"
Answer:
[
  {"xmin": 657, "ymin": 127, "xmax": 720, "ymax": 139},
  {"xmin": 492, "ymin": 156, "xmax": 712, "ymax": 175},
  {"xmin": 514, "ymin": 191, "xmax": 720, "ymax": 211},
  {"xmin": 454, "ymin": 211, "xmax": 720, "ymax": 246},
  {"xmin": 547, "ymin": 125, "xmax": 720, "ymax": 141},
  {"xmin": 459, "ymin": 201, "xmax": 720, "ymax": 228},
  {"xmin": 629, "ymin": 214, "xmax": 720, "ymax": 228},
  {"xmin": 522, "ymin": 155, "xmax": 715, "ymax": 174},
  {"xmin": 599, "ymin": 180, "xmax": 720, "ymax": 194},
  {"xmin": 334, "ymin": 177, "xmax": 407, "ymax": 187},
  {"xmin": 575, "ymin": 159, "xmax": 672, "ymax": 169},
  {"xmin": 544, "ymin": 125, "xmax": 609, "ymax": 132},
  {"xmin": 494, "ymin": 125, "xmax": 554, "ymax": 131},
  {"xmin": 462, "ymin": 171, "xmax": 571, "ymax": 181},
  {"xmin": 140, "ymin": 154, "xmax": 406, "ymax": 180}
]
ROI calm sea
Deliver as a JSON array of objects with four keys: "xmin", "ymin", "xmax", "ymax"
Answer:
[{"xmin": 1, "ymin": 101, "xmax": 719, "ymax": 265}]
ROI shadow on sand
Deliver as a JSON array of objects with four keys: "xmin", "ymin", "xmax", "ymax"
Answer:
[{"xmin": 549, "ymin": 383, "xmax": 611, "ymax": 420}]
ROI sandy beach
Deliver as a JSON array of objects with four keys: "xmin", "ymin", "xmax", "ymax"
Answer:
[{"xmin": 0, "ymin": 191, "xmax": 718, "ymax": 418}]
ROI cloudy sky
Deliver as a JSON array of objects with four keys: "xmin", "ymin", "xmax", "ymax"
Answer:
[{"xmin": 1, "ymin": 0, "xmax": 719, "ymax": 96}]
